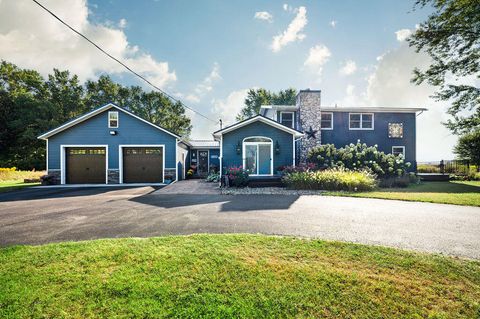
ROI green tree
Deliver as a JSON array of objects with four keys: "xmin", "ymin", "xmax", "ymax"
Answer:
[
  {"xmin": 236, "ymin": 88, "xmax": 297, "ymax": 120},
  {"xmin": 408, "ymin": 0, "xmax": 480, "ymax": 134},
  {"xmin": 454, "ymin": 130, "xmax": 480, "ymax": 167}
]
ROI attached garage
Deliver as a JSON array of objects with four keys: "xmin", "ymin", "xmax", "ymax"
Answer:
[
  {"xmin": 65, "ymin": 147, "xmax": 107, "ymax": 184},
  {"xmin": 121, "ymin": 146, "xmax": 164, "ymax": 183}
]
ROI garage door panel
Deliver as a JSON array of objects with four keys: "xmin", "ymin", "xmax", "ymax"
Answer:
[
  {"xmin": 123, "ymin": 147, "xmax": 163, "ymax": 183},
  {"xmin": 66, "ymin": 147, "xmax": 106, "ymax": 184}
]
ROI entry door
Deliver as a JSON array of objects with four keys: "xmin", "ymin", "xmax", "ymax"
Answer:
[
  {"xmin": 197, "ymin": 150, "xmax": 209, "ymax": 176},
  {"xmin": 244, "ymin": 143, "xmax": 272, "ymax": 175}
]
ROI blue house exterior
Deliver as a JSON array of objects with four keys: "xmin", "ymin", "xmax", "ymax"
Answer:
[
  {"xmin": 39, "ymin": 103, "xmax": 183, "ymax": 184},
  {"xmin": 213, "ymin": 116, "xmax": 304, "ymax": 176}
]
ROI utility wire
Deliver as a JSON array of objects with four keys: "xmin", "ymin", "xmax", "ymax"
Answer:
[{"xmin": 31, "ymin": 0, "xmax": 218, "ymax": 124}]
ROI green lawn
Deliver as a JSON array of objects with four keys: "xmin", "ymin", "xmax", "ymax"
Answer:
[
  {"xmin": 326, "ymin": 181, "xmax": 480, "ymax": 207},
  {"xmin": 0, "ymin": 181, "xmax": 40, "ymax": 193},
  {"xmin": 1, "ymin": 234, "xmax": 479, "ymax": 318}
]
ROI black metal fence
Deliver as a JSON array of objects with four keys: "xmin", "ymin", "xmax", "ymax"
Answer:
[{"xmin": 417, "ymin": 160, "xmax": 477, "ymax": 175}]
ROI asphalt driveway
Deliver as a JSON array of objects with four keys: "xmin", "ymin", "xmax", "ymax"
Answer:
[{"xmin": 1, "ymin": 181, "xmax": 479, "ymax": 259}]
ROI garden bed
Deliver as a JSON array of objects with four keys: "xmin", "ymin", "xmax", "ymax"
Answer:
[{"xmin": 221, "ymin": 186, "xmax": 326, "ymax": 195}]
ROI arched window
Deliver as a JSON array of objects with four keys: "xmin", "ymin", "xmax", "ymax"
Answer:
[{"xmin": 243, "ymin": 137, "xmax": 271, "ymax": 143}]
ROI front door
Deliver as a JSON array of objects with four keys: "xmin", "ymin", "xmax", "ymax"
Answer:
[{"xmin": 197, "ymin": 150, "xmax": 209, "ymax": 176}]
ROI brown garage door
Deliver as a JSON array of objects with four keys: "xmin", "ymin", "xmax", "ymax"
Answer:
[
  {"xmin": 66, "ymin": 147, "xmax": 106, "ymax": 184},
  {"xmin": 123, "ymin": 147, "xmax": 163, "ymax": 183}
]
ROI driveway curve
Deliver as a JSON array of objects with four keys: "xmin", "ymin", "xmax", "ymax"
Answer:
[{"xmin": 0, "ymin": 182, "xmax": 479, "ymax": 259}]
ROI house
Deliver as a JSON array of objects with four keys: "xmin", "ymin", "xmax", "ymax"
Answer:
[
  {"xmin": 213, "ymin": 89, "xmax": 426, "ymax": 176},
  {"xmin": 38, "ymin": 103, "xmax": 189, "ymax": 185},
  {"xmin": 38, "ymin": 89, "xmax": 426, "ymax": 184}
]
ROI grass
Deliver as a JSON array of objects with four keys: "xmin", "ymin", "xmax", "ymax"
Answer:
[
  {"xmin": 1, "ymin": 234, "xmax": 479, "ymax": 318},
  {"xmin": 0, "ymin": 169, "xmax": 44, "ymax": 192},
  {"xmin": 326, "ymin": 181, "xmax": 480, "ymax": 207}
]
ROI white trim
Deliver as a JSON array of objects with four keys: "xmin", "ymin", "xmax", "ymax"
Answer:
[
  {"xmin": 219, "ymin": 135, "xmax": 223, "ymax": 178},
  {"xmin": 349, "ymin": 113, "xmax": 374, "ymax": 130},
  {"xmin": 392, "ymin": 146, "xmax": 405, "ymax": 157},
  {"xmin": 60, "ymin": 145, "xmax": 109, "ymax": 185},
  {"xmin": 320, "ymin": 112, "xmax": 333, "ymax": 130},
  {"xmin": 213, "ymin": 116, "xmax": 304, "ymax": 138},
  {"xmin": 197, "ymin": 149, "xmax": 210, "ymax": 175},
  {"xmin": 242, "ymin": 136, "xmax": 273, "ymax": 176},
  {"xmin": 118, "ymin": 144, "xmax": 165, "ymax": 184},
  {"xmin": 279, "ymin": 111, "xmax": 295, "ymax": 128},
  {"xmin": 46, "ymin": 139, "xmax": 49, "ymax": 172},
  {"xmin": 38, "ymin": 103, "xmax": 181, "ymax": 140},
  {"xmin": 292, "ymin": 135, "xmax": 295, "ymax": 166},
  {"xmin": 108, "ymin": 111, "xmax": 119, "ymax": 128}
]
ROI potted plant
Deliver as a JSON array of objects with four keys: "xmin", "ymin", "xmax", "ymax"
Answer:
[
  {"xmin": 276, "ymin": 165, "xmax": 285, "ymax": 175},
  {"xmin": 164, "ymin": 175, "xmax": 173, "ymax": 184}
]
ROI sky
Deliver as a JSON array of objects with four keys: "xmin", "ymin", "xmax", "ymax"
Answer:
[{"xmin": 0, "ymin": 0, "xmax": 464, "ymax": 161}]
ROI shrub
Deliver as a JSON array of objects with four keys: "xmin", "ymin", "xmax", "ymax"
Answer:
[
  {"xmin": 282, "ymin": 167, "xmax": 377, "ymax": 191},
  {"xmin": 307, "ymin": 141, "xmax": 411, "ymax": 178},
  {"xmin": 417, "ymin": 164, "xmax": 440, "ymax": 173},
  {"xmin": 225, "ymin": 166, "xmax": 249, "ymax": 187},
  {"xmin": 282, "ymin": 163, "xmax": 316, "ymax": 174},
  {"xmin": 206, "ymin": 172, "xmax": 220, "ymax": 183}
]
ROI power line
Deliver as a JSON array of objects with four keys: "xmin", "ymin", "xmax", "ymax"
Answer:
[{"xmin": 31, "ymin": 0, "xmax": 218, "ymax": 124}]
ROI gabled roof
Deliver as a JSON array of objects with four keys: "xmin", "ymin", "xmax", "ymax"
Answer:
[
  {"xmin": 38, "ymin": 103, "xmax": 182, "ymax": 140},
  {"xmin": 212, "ymin": 115, "xmax": 304, "ymax": 138}
]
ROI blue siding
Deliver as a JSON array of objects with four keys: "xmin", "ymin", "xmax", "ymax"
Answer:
[
  {"xmin": 48, "ymin": 108, "xmax": 177, "ymax": 169},
  {"xmin": 187, "ymin": 148, "xmax": 220, "ymax": 173},
  {"xmin": 221, "ymin": 121, "xmax": 294, "ymax": 173},
  {"xmin": 320, "ymin": 112, "xmax": 417, "ymax": 165}
]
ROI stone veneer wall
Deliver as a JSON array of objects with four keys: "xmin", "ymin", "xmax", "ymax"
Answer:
[
  {"xmin": 164, "ymin": 168, "xmax": 176, "ymax": 182},
  {"xmin": 47, "ymin": 169, "xmax": 61, "ymax": 185},
  {"xmin": 297, "ymin": 90, "xmax": 322, "ymax": 163},
  {"xmin": 108, "ymin": 169, "xmax": 119, "ymax": 184}
]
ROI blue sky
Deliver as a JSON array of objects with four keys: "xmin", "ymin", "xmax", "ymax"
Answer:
[{"xmin": 1, "ymin": 0, "xmax": 460, "ymax": 160}]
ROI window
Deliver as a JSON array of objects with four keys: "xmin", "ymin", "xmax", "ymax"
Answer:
[
  {"xmin": 320, "ymin": 112, "xmax": 333, "ymax": 129},
  {"xmin": 392, "ymin": 146, "xmax": 405, "ymax": 157},
  {"xmin": 280, "ymin": 112, "xmax": 294, "ymax": 128},
  {"xmin": 108, "ymin": 111, "xmax": 119, "ymax": 128},
  {"xmin": 349, "ymin": 113, "xmax": 374, "ymax": 130}
]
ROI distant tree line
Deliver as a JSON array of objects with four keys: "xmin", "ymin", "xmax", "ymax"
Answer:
[
  {"xmin": 236, "ymin": 88, "xmax": 297, "ymax": 121},
  {"xmin": 0, "ymin": 60, "xmax": 192, "ymax": 170}
]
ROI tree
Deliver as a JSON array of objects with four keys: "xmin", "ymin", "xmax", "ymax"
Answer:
[
  {"xmin": 236, "ymin": 88, "xmax": 297, "ymax": 120},
  {"xmin": 454, "ymin": 130, "xmax": 480, "ymax": 167},
  {"xmin": 408, "ymin": 0, "xmax": 480, "ymax": 134}
]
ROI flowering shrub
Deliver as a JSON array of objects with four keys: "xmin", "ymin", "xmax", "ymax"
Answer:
[
  {"xmin": 206, "ymin": 172, "xmax": 220, "ymax": 183},
  {"xmin": 282, "ymin": 167, "xmax": 377, "ymax": 191},
  {"xmin": 307, "ymin": 141, "xmax": 411, "ymax": 178},
  {"xmin": 225, "ymin": 166, "xmax": 249, "ymax": 187}
]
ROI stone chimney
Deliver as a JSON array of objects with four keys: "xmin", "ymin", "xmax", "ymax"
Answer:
[{"xmin": 297, "ymin": 89, "xmax": 321, "ymax": 163}]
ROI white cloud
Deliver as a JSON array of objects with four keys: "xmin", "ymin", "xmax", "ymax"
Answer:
[
  {"xmin": 303, "ymin": 44, "xmax": 331, "ymax": 76},
  {"xmin": 339, "ymin": 60, "xmax": 357, "ymax": 75},
  {"xmin": 283, "ymin": 4, "xmax": 293, "ymax": 12},
  {"xmin": 185, "ymin": 62, "xmax": 221, "ymax": 103},
  {"xmin": 395, "ymin": 28, "xmax": 412, "ymax": 42},
  {"xmin": 212, "ymin": 88, "xmax": 250, "ymax": 126},
  {"xmin": 254, "ymin": 11, "xmax": 273, "ymax": 23},
  {"xmin": 118, "ymin": 18, "xmax": 127, "ymax": 29},
  {"xmin": 271, "ymin": 6, "xmax": 307, "ymax": 52},
  {"xmin": 0, "ymin": 0, "xmax": 176, "ymax": 87},
  {"xmin": 330, "ymin": 20, "xmax": 337, "ymax": 28}
]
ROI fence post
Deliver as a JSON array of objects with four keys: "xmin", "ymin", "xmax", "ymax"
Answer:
[{"xmin": 439, "ymin": 159, "xmax": 445, "ymax": 174}]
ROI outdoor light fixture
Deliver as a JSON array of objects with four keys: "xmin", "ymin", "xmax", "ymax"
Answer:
[
  {"xmin": 236, "ymin": 141, "xmax": 242, "ymax": 154},
  {"xmin": 275, "ymin": 141, "xmax": 280, "ymax": 154},
  {"xmin": 109, "ymin": 130, "xmax": 117, "ymax": 135}
]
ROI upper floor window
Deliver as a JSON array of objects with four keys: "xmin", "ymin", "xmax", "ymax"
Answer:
[
  {"xmin": 280, "ymin": 112, "xmax": 294, "ymax": 128},
  {"xmin": 108, "ymin": 111, "xmax": 119, "ymax": 128},
  {"xmin": 320, "ymin": 112, "xmax": 333, "ymax": 129},
  {"xmin": 349, "ymin": 113, "xmax": 373, "ymax": 130},
  {"xmin": 392, "ymin": 146, "xmax": 405, "ymax": 157}
]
